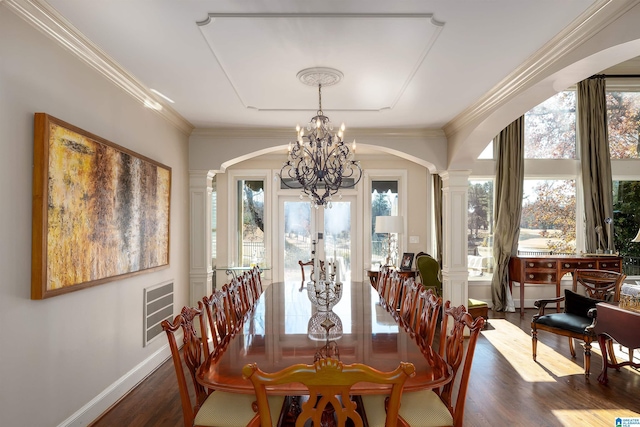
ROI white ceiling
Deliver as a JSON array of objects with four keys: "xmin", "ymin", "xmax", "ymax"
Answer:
[{"xmin": 39, "ymin": 0, "xmax": 613, "ymax": 132}]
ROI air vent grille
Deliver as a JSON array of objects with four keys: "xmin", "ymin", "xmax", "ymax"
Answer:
[{"xmin": 144, "ymin": 280, "xmax": 173, "ymax": 346}]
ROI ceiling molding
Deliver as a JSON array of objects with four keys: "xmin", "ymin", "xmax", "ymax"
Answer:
[
  {"xmin": 443, "ymin": 0, "xmax": 636, "ymax": 138},
  {"xmin": 197, "ymin": 13, "xmax": 443, "ymax": 112},
  {"xmin": 190, "ymin": 127, "xmax": 444, "ymax": 140},
  {"xmin": 3, "ymin": 0, "xmax": 194, "ymax": 136}
]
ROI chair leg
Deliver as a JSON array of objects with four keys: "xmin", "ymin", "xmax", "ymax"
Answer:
[
  {"xmin": 584, "ymin": 340, "xmax": 591, "ymax": 377},
  {"xmin": 568, "ymin": 337, "xmax": 576, "ymax": 358},
  {"xmin": 532, "ymin": 329, "xmax": 538, "ymax": 361}
]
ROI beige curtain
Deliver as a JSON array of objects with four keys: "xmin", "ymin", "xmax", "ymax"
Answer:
[
  {"xmin": 432, "ymin": 174, "xmax": 443, "ymax": 266},
  {"xmin": 577, "ymin": 76, "xmax": 614, "ymax": 253},
  {"xmin": 491, "ymin": 117, "xmax": 524, "ymax": 312}
]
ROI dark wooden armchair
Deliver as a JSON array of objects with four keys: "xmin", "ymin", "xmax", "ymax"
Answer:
[{"xmin": 531, "ymin": 269, "xmax": 626, "ymax": 377}]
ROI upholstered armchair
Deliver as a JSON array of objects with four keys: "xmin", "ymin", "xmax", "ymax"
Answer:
[{"xmin": 531, "ymin": 289, "xmax": 601, "ymax": 377}]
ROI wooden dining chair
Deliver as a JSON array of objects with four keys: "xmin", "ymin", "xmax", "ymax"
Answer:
[
  {"xmin": 243, "ymin": 358, "xmax": 415, "ymax": 427},
  {"xmin": 202, "ymin": 291, "xmax": 231, "ymax": 356},
  {"xmin": 222, "ymin": 280, "xmax": 245, "ymax": 333},
  {"xmin": 376, "ymin": 265, "xmax": 391, "ymax": 298},
  {"xmin": 398, "ymin": 278, "xmax": 420, "ymax": 331},
  {"xmin": 384, "ymin": 270, "xmax": 403, "ymax": 313},
  {"xmin": 414, "ymin": 288, "xmax": 442, "ymax": 349},
  {"xmin": 250, "ymin": 266, "xmax": 263, "ymax": 301},
  {"xmin": 362, "ymin": 301, "xmax": 485, "ymax": 427},
  {"xmin": 239, "ymin": 272, "xmax": 255, "ymax": 313},
  {"xmin": 162, "ymin": 304, "xmax": 264, "ymax": 427}
]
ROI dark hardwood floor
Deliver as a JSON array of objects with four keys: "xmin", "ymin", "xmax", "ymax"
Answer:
[{"xmin": 90, "ymin": 309, "xmax": 640, "ymax": 427}]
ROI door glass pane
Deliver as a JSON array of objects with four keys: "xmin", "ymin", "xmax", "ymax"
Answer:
[
  {"xmin": 283, "ymin": 201, "xmax": 312, "ymax": 282},
  {"xmin": 238, "ymin": 180, "xmax": 265, "ymax": 267},
  {"xmin": 324, "ymin": 201, "xmax": 352, "ymax": 282},
  {"xmin": 371, "ymin": 181, "xmax": 398, "ymax": 267}
]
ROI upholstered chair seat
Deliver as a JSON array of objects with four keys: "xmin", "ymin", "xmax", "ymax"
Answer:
[{"xmin": 364, "ymin": 389, "xmax": 453, "ymax": 427}]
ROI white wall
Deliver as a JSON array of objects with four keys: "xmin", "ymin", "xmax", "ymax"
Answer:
[{"xmin": 0, "ymin": 9, "xmax": 189, "ymax": 426}]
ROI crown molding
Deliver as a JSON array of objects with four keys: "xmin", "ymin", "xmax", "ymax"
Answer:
[
  {"xmin": 3, "ymin": 0, "xmax": 194, "ymax": 136},
  {"xmin": 443, "ymin": 0, "xmax": 638, "ymax": 138}
]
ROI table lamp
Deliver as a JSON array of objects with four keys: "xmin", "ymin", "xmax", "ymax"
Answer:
[
  {"xmin": 632, "ymin": 226, "xmax": 640, "ymax": 243},
  {"xmin": 375, "ymin": 215, "xmax": 403, "ymax": 267}
]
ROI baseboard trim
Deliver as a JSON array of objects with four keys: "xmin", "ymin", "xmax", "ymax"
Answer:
[{"xmin": 57, "ymin": 344, "xmax": 172, "ymax": 427}]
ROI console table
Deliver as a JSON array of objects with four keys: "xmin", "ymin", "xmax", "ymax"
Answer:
[
  {"xmin": 508, "ymin": 255, "xmax": 622, "ymax": 317},
  {"xmin": 593, "ymin": 302, "xmax": 640, "ymax": 384}
]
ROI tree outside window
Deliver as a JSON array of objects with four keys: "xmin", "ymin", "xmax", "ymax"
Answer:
[
  {"xmin": 524, "ymin": 91, "xmax": 576, "ymax": 159},
  {"xmin": 607, "ymin": 91, "xmax": 640, "ymax": 159},
  {"xmin": 519, "ymin": 180, "xmax": 576, "ymax": 254}
]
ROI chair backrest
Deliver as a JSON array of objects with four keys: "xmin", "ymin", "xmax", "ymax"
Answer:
[
  {"xmin": 374, "ymin": 265, "xmax": 390, "ymax": 293},
  {"xmin": 398, "ymin": 278, "xmax": 420, "ymax": 331},
  {"xmin": 573, "ymin": 269, "xmax": 626, "ymax": 302},
  {"xmin": 239, "ymin": 271, "xmax": 254, "ymax": 313},
  {"xmin": 415, "ymin": 253, "xmax": 442, "ymax": 296},
  {"xmin": 299, "ymin": 259, "xmax": 328, "ymax": 284},
  {"xmin": 415, "ymin": 288, "xmax": 442, "ymax": 348},
  {"xmin": 251, "ymin": 265, "xmax": 263, "ymax": 300},
  {"xmin": 202, "ymin": 291, "xmax": 230, "ymax": 354},
  {"xmin": 437, "ymin": 301, "xmax": 485, "ymax": 427},
  {"xmin": 243, "ymin": 358, "xmax": 415, "ymax": 427},
  {"xmin": 162, "ymin": 304, "xmax": 209, "ymax": 427},
  {"xmin": 221, "ymin": 281, "xmax": 244, "ymax": 334},
  {"xmin": 385, "ymin": 270, "xmax": 403, "ymax": 312}
]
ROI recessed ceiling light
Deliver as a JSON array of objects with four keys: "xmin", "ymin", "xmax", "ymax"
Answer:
[{"xmin": 150, "ymin": 88, "xmax": 175, "ymax": 104}]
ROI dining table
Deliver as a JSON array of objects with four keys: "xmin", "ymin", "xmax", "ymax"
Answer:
[{"xmin": 197, "ymin": 280, "xmax": 453, "ymax": 396}]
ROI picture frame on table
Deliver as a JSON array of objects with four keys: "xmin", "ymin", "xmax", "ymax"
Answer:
[
  {"xmin": 31, "ymin": 113, "xmax": 171, "ymax": 299},
  {"xmin": 400, "ymin": 253, "xmax": 414, "ymax": 271}
]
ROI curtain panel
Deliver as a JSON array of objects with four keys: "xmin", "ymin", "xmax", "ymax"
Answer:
[
  {"xmin": 577, "ymin": 76, "xmax": 614, "ymax": 253},
  {"xmin": 433, "ymin": 174, "xmax": 443, "ymax": 266},
  {"xmin": 491, "ymin": 116, "xmax": 524, "ymax": 312}
]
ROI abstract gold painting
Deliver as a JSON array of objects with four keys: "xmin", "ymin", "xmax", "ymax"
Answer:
[{"xmin": 32, "ymin": 113, "xmax": 171, "ymax": 299}]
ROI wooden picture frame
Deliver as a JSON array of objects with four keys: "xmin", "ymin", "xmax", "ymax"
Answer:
[
  {"xmin": 31, "ymin": 113, "xmax": 171, "ymax": 299},
  {"xmin": 400, "ymin": 253, "xmax": 414, "ymax": 271}
]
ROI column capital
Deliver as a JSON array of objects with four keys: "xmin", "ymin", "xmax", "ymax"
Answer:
[{"xmin": 189, "ymin": 170, "xmax": 216, "ymax": 188}]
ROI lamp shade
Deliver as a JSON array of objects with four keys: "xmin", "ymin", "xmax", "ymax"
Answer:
[
  {"xmin": 632, "ymin": 226, "xmax": 640, "ymax": 243},
  {"xmin": 375, "ymin": 216, "xmax": 404, "ymax": 234}
]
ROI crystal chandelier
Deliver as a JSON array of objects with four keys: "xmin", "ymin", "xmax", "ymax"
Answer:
[{"xmin": 278, "ymin": 68, "xmax": 362, "ymax": 208}]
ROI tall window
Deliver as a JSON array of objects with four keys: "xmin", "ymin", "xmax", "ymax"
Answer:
[
  {"xmin": 238, "ymin": 180, "xmax": 265, "ymax": 267},
  {"xmin": 613, "ymin": 180, "xmax": 640, "ymax": 275},
  {"xmin": 371, "ymin": 181, "xmax": 398, "ymax": 266},
  {"xmin": 524, "ymin": 91, "xmax": 576, "ymax": 159},
  {"xmin": 607, "ymin": 91, "xmax": 640, "ymax": 159},
  {"xmin": 519, "ymin": 180, "xmax": 576, "ymax": 254},
  {"xmin": 468, "ymin": 179, "xmax": 494, "ymax": 278}
]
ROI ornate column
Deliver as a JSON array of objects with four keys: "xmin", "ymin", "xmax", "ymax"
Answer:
[
  {"xmin": 189, "ymin": 170, "xmax": 214, "ymax": 306},
  {"xmin": 440, "ymin": 170, "xmax": 471, "ymax": 311}
]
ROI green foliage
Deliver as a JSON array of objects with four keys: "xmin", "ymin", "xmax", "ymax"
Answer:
[
  {"xmin": 607, "ymin": 92, "xmax": 640, "ymax": 159},
  {"xmin": 468, "ymin": 181, "xmax": 493, "ymax": 238},
  {"xmin": 613, "ymin": 180, "xmax": 640, "ymax": 257}
]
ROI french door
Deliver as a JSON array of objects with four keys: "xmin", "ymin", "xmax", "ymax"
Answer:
[{"xmin": 278, "ymin": 196, "xmax": 356, "ymax": 283}]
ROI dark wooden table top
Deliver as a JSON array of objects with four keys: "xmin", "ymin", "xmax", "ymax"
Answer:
[{"xmin": 197, "ymin": 281, "xmax": 452, "ymax": 395}]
